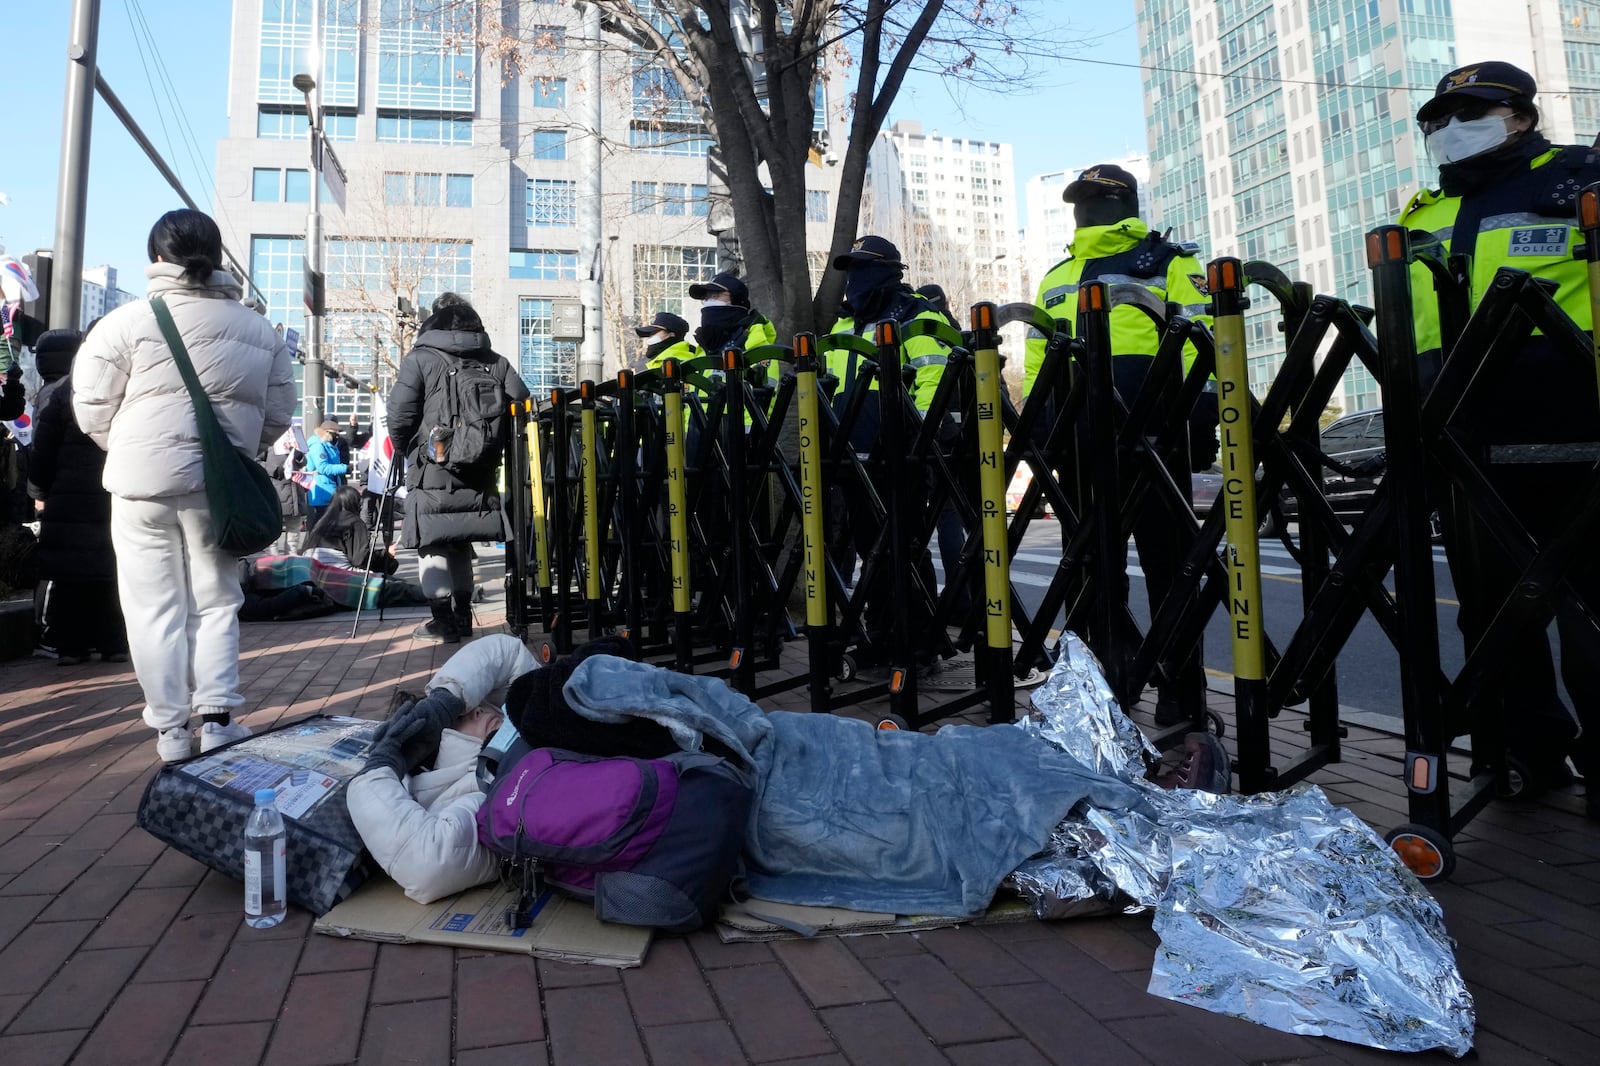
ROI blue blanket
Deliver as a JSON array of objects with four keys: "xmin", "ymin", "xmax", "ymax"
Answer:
[{"xmin": 563, "ymin": 657, "xmax": 1148, "ymax": 916}]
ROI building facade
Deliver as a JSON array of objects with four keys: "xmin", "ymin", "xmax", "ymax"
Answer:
[
  {"xmin": 80, "ymin": 266, "xmax": 139, "ymax": 329},
  {"xmin": 1136, "ymin": 0, "xmax": 1600, "ymax": 413},
  {"xmin": 863, "ymin": 120, "xmax": 1022, "ymax": 309},
  {"xmin": 216, "ymin": 0, "xmax": 841, "ymax": 418}
]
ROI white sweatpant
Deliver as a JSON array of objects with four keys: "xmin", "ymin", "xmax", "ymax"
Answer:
[{"xmin": 110, "ymin": 491, "xmax": 246, "ymax": 732}]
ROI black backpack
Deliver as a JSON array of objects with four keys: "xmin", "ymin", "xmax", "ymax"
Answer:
[{"xmin": 433, "ymin": 354, "xmax": 511, "ymax": 472}]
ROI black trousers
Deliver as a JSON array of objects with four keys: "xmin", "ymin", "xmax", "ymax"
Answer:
[{"xmin": 46, "ymin": 579, "xmax": 128, "ymax": 657}]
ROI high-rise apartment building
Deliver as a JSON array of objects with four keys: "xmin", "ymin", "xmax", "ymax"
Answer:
[
  {"xmin": 79, "ymin": 266, "xmax": 139, "ymax": 328},
  {"xmin": 863, "ymin": 120, "xmax": 1021, "ymax": 306},
  {"xmin": 216, "ymin": 0, "xmax": 841, "ymax": 417},
  {"xmin": 1136, "ymin": 0, "xmax": 1600, "ymax": 413}
]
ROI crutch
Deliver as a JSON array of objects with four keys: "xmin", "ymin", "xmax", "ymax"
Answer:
[{"xmin": 351, "ymin": 456, "xmax": 404, "ymax": 638}]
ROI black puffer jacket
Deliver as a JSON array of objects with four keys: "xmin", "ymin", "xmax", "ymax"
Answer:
[
  {"xmin": 387, "ymin": 319, "xmax": 530, "ymax": 549},
  {"xmin": 27, "ymin": 333, "xmax": 116, "ymax": 582}
]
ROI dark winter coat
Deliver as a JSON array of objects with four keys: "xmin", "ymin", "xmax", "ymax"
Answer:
[
  {"xmin": 27, "ymin": 354, "xmax": 116, "ymax": 582},
  {"xmin": 387, "ymin": 326, "xmax": 529, "ymax": 549},
  {"xmin": 301, "ymin": 507, "xmax": 399, "ymax": 575}
]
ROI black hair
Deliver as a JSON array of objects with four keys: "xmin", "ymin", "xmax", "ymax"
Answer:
[
  {"xmin": 421, "ymin": 296, "xmax": 484, "ymax": 333},
  {"xmin": 431, "ymin": 291, "xmax": 467, "ymax": 314},
  {"xmin": 306, "ymin": 485, "xmax": 364, "ymax": 541},
  {"xmin": 1511, "ymin": 99, "xmax": 1541, "ymax": 130},
  {"xmin": 147, "ymin": 209, "xmax": 224, "ymax": 283}
]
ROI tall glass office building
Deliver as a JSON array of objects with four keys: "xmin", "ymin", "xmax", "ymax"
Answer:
[
  {"xmin": 1135, "ymin": 0, "xmax": 1600, "ymax": 412},
  {"xmin": 216, "ymin": 0, "xmax": 843, "ymax": 416}
]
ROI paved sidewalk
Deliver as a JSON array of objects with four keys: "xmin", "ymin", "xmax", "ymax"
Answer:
[{"xmin": 1, "ymin": 603, "xmax": 1596, "ymax": 1065}]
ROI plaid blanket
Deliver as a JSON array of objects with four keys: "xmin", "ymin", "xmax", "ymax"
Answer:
[{"xmin": 251, "ymin": 555, "xmax": 385, "ymax": 611}]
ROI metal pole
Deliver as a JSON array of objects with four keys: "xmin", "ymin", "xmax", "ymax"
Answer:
[
  {"xmin": 303, "ymin": 119, "xmax": 327, "ymax": 429},
  {"xmin": 50, "ymin": 0, "xmax": 101, "ymax": 330},
  {"xmin": 576, "ymin": 0, "xmax": 604, "ymax": 383}
]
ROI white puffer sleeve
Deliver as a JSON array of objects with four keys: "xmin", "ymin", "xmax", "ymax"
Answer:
[{"xmin": 346, "ymin": 768, "xmax": 502, "ymax": 904}]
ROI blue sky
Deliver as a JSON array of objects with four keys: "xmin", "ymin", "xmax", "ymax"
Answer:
[{"xmin": 4, "ymin": 2, "xmax": 1145, "ymax": 296}]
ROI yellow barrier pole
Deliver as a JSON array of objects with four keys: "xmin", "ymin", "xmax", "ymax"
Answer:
[
  {"xmin": 1208, "ymin": 256, "xmax": 1267, "ymax": 792},
  {"xmin": 662, "ymin": 359, "xmax": 694, "ymax": 670},
  {"xmin": 970, "ymin": 302, "xmax": 1014, "ymax": 722},
  {"xmin": 793, "ymin": 333, "xmax": 832, "ymax": 712},
  {"xmin": 526, "ymin": 400, "xmax": 551, "ymax": 597},
  {"xmin": 579, "ymin": 379, "xmax": 603, "ymax": 639}
]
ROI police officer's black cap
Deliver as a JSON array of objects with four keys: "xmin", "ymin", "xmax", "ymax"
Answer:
[
  {"xmin": 687, "ymin": 272, "xmax": 750, "ymax": 305},
  {"xmin": 633, "ymin": 311, "xmax": 690, "ymax": 338},
  {"xmin": 1063, "ymin": 163, "xmax": 1139, "ymax": 203},
  {"xmin": 1417, "ymin": 61, "xmax": 1537, "ymax": 123},
  {"xmin": 832, "ymin": 235, "xmax": 904, "ymax": 270}
]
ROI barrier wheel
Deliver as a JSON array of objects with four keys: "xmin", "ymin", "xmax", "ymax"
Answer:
[
  {"xmin": 877, "ymin": 714, "xmax": 908, "ymax": 731},
  {"xmin": 1385, "ymin": 824, "xmax": 1455, "ymax": 882},
  {"xmin": 1497, "ymin": 754, "xmax": 1530, "ymax": 800},
  {"xmin": 1206, "ymin": 710, "xmax": 1226, "ymax": 739},
  {"xmin": 838, "ymin": 653, "xmax": 858, "ymax": 682}
]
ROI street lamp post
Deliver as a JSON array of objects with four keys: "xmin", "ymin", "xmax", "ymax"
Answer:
[{"xmin": 293, "ymin": 71, "xmax": 328, "ymax": 430}]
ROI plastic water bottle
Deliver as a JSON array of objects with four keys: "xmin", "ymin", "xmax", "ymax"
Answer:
[{"xmin": 243, "ymin": 788, "xmax": 287, "ymax": 928}]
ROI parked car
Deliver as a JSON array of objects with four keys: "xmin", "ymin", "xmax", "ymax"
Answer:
[{"xmin": 1192, "ymin": 410, "xmax": 1387, "ymax": 531}]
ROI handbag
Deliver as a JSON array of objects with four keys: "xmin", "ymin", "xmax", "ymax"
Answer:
[{"xmin": 149, "ymin": 297, "xmax": 284, "ymax": 556}]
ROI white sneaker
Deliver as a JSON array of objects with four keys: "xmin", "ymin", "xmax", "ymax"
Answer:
[
  {"xmin": 156, "ymin": 723, "xmax": 194, "ymax": 764},
  {"xmin": 200, "ymin": 719, "xmax": 252, "ymax": 753}
]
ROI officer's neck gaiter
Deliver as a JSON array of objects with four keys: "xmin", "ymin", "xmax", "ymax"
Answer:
[
  {"xmin": 1439, "ymin": 131, "xmax": 1551, "ymax": 197},
  {"xmin": 696, "ymin": 304, "xmax": 749, "ymax": 354},
  {"xmin": 644, "ymin": 337, "xmax": 677, "ymax": 361},
  {"xmin": 1073, "ymin": 196, "xmax": 1139, "ymax": 230},
  {"xmin": 844, "ymin": 263, "xmax": 904, "ymax": 323}
]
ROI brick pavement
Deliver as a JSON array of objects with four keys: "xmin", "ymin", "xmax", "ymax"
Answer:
[{"xmin": 1, "ymin": 602, "xmax": 1597, "ymax": 1065}]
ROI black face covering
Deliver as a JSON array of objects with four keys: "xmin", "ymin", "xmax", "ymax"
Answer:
[
  {"xmin": 1437, "ymin": 130, "xmax": 1551, "ymax": 197},
  {"xmin": 644, "ymin": 335, "xmax": 678, "ymax": 360},
  {"xmin": 1073, "ymin": 194, "xmax": 1138, "ymax": 230},
  {"xmin": 696, "ymin": 304, "xmax": 749, "ymax": 354},
  {"xmin": 843, "ymin": 262, "xmax": 904, "ymax": 322}
]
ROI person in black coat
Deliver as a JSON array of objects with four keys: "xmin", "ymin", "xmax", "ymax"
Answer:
[
  {"xmin": 387, "ymin": 294, "xmax": 529, "ymax": 643},
  {"xmin": 26, "ymin": 328, "xmax": 128, "ymax": 664}
]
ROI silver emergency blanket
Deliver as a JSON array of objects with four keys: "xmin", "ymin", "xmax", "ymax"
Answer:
[{"xmin": 1008, "ymin": 634, "xmax": 1475, "ymax": 1058}]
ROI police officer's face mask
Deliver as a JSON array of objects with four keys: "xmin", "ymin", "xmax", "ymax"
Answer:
[{"xmin": 1425, "ymin": 113, "xmax": 1515, "ymax": 165}]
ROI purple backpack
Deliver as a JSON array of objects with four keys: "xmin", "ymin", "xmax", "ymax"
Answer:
[{"xmin": 476, "ymin": 744, "xmax": 754, "ymax": 933}]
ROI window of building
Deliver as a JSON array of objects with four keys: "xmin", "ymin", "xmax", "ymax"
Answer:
[
  {"xmin": 256, "ymin": 106, "xmax": 355, "ymax": 141},
  {"xmin": 527, "ymin": 178, "xmax": 577, "ymax": 227},
  {"xmin": 629, "ymin": 125, "xmax": 713, "ymax": 155},
  {"xmin": 532, "ymin": 79, "xmax": 567, "ymax": 108},
  {"xmin": 633, "ymin": 65, "xmax": 696, "ymax": 123},
  {"xmin": 446, "ymin": 174, "xmax": 473, "ymax": 207},
  {"xmin": 633, "ymin": 244, "xmax": 716, "ymax": 323},
  {"xmin": 690, "ymin": 184, "xmax": 708, "ymax": 217},
  {"xmin": 519, "ymin": 298, "xmax": 579, "ymax": 392},
  {"xmin": 414, "ymin": 173, "xmax": 442, "ymax": 206},
  {"xmin": 806, "ymin": 190, "xmax": 828, "ymax": 223},
  {"xmin": 377, "ymin": 111, "xmax": 473, "ymax": 144},
  {"xmin": 533, "ymin": 130, "xmax": 568, "ymax": 160},
  {"xmin": 510, "ymin": 250, "xmax": 580, "ymax": 280},
  {"xmin": 377, "ymin": 0, "xmax": 476, "ymax": 112},
  {"xmin": 632, "ymin": 181, "xmax": 657, "ymax": 213},
  {"xmin": 662, "ymin": 183, "xmax": 686, "ymax": 216},
  {"xmin": 384, "ymin": 172, "xmax": 475, "ymax": 207},
  {"xmin": 258, "ymin": 0, "xmax": 359, "ymax": 108},
  {"xmin": 252, "ymin": 167, "xmax": 313, "ymax": 203}
]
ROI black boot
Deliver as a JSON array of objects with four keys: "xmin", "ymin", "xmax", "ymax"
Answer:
[
  {"xmin": 452, "ymin": 593, "xmax": 474, "ymax": 639},
  {"xmin": 413, "ymin": 599, "xmax": 460, "ymax": 644}
]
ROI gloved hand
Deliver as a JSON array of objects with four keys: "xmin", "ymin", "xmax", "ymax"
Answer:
[{"xmin": 363, "ymin": 688, "xmax": 466, "ymax": 778}]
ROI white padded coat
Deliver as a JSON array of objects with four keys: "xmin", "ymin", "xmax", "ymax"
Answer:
[
  {"xmin": 72, "ymin": 264, "xmax": 296, "ymax": 499},
  {"xmin": 346, "ymin": 635, "xmax": 538, "ymax": 904}
]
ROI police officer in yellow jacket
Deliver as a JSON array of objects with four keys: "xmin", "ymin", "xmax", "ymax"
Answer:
[
  {"xmin": 1027, "ymin": 164, "xmax": 1218, "ymax": 725},
  {"xmin": 1401, "ymin": 61, "xmax": 1600, "ymax": 805},
  {"xmin": 637, "ymin": 310, "xmax": 696, "ymax": 372},
  {"xmin": 825, "ymin": 236, "xmax": 956, "ymax": 654}
]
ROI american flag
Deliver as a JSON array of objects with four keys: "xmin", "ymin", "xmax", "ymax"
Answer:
[{"xmin": 1, "ymin": 301, "xmax": 12, "ymax": 340}]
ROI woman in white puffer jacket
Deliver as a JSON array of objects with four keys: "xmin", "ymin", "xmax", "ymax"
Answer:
[
  {"xmin": 73, "ymin": 209, "xmax": 297, "ymax": 764},
  {"xmin": 346, "ymin": 635, "xmax": 538, "ymax": 904}
]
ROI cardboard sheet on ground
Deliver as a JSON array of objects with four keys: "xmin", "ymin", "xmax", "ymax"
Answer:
[
  {"xmin": 717, "ymin": 895, "xmax": 1037, "ymax": 943},
  {"xmin": 314, "ymin": 876, "xmax": 652, "ymax": 967}
]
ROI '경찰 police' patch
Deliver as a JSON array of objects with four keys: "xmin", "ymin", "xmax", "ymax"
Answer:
[{"xmin": 1507, "ymin": 226, "xmax": 1570, "ymax": 257}]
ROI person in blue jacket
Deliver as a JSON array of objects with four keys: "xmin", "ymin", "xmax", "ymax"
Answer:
[{"xmin": 304, "ymin": 419, "xmax": 348, "ymax": 527}]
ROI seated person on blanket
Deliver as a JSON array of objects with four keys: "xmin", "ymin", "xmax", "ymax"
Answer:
[{"xmin": 346, "ymin": 634, "xmax": 676, "ymax": 904}]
